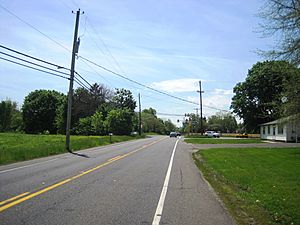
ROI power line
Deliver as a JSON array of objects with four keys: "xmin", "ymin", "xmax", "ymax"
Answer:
[
  {"xmin": 86, "ymin": 18, "xmax": 125, "ymax": 73},
  {"xmin": 0, "ymin": 45, "xmax": 70, "ymax": 71},
  {"xmin": 74, "ymin": 76, "xmax": 90, "ymax": 90},
  {"xmin": 84, "ymin": 20, "xmax": 141, "ymax": 91},
  {"xmin": 79, "ymin": 56, "xmax": 198, "ymax": 104},
  {"xmin": 156, "ymin": 112, "xmax": 185, "ymax": 117},
  {"xmin": 76, "ymin": 59, "xmax": 116, "ymax": 88},
  {"xmin": 0, "ymin": 51, "xmax": 70, "ymax": 77},
  {"xmin": 75, "ymin": 72, "xmax": 93, "ymax": 88},
  {"xmin": 0, "ymin": 5, "xmax": 229, "ymax": 112},
  {"xmin": 0, "ymin": 4, "xmax": 70, "ymax": 53},
  {"xmin": 0, "ymin": 56, "xmax": 69, "ymax": 80},
  {"xmin": 0, "ymin": 44, "xmax": 95, "ymax": 95},
  {"xmin": 79, "ymin": 55, "xmax": 230, "ymax": 112}
]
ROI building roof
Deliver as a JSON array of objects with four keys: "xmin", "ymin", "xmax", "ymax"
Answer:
[{"xmin": 259, "ymin": 114, "xmax": 300, "ymax": 126}]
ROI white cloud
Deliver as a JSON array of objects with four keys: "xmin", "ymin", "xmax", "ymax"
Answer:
[
  {"xmin": 213, "ymin": 89, "xmax": 233, "ymax": 95},
  {"xmin": 151, "ymin": 78, "xmax": 200, "ymax": 93},
  {"xmin": 187, "ymin": 94, "xmax": 232, "ymax": 117}
]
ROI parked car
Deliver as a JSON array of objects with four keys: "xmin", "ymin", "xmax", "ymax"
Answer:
[
  {"xmin": 176, "ymin": 132, "xmax": 181, "ymax": 136},
  {"xmin": 169, "ymin": 132, "xmax": 177, "ymax": 137},
  {"xmin": 204, "ymin": 131, "xmax": 220, "ymax": 138}
]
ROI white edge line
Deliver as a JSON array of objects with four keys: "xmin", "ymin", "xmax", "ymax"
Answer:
[
  {"xmin": 0, "ymin": 158, "xmax": 58, "ymax": 174},
  {"xmin": 152, "ymin": 139, "xmax": 179, "ymax": 225}
]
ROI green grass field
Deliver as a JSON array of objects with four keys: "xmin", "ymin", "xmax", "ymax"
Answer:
[
  {"xmin": 193, "ymin": 147, "xmax": 300, "ymax": 225},
  {"xmin": 185, "ymin": 138, "xmax": 263, "ymax": 144},
  {"xmin": 0, "ymin": 133, "xmax": 144, "ymax": 165}
]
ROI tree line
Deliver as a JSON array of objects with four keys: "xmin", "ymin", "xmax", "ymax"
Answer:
[
  {"xmin": 0, "ymin": 84, "xmax": 177, "ymax": 135},
  {"xmin": 181, "ymin": 112, "xmax": 239, "ymax": 134},
  {"xmin": 231, "ymin": 60, "xmax": 300, "ymax": 133}
]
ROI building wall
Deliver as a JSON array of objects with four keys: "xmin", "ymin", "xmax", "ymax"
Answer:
[
  {"xmin": 286, "ymin": 121, "xmax": 300, "ymax": 142},
  {"xmin": 260, "ymin": 124, "xmax": 287, "ymax": 141}
]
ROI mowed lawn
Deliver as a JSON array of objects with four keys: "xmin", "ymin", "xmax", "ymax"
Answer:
[
  {"xmin": 193, "ymin": 147, "xmax": 300, "ymax": 225},
  {"xmin": 0, "ymin": 133, "xmax": 143, "ymax": 165},
  {"xmin": 185, "ymin": 137, "xmax": 263, "ymax": 144}
]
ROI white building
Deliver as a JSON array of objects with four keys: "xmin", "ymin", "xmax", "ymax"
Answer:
[{"xmin": 260, "ymin": 117, "xmax": 300, "ymax": 142}]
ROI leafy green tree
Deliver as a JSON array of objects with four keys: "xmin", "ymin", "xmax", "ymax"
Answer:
[
  {"xmin": 181, "ymin": 113, "xmax": 207, "ymax": 134},
  {"xmin": 0, "ymin": 100, "xmax": 22, "ymax": 132},
  {"xmin": 207, "ymin": 112, "xmax": 237, "ymax": 133},
  {"xmin": 163, "ymin": 119, "xmax": 177, "ymax": 134},
  {"xmin": 282, "ymin": 71, "xmax": 300, "ymax": 118},
  {"xmin": 258, "ymin": 0, "xmax": 300, "ymax": 65},
  {"xmin": 112, "ymin": 88, "xmax": 136, "ymax": 112},
  {"xmin": 142, "ymin": 107, "xmax": 157, "ymax": 116},
  {"xmin": 141, "ymin": 108, "xmax": 173, "ymax": 134},
  {"xmin": 55, "ymin": 97, "xmax": 68, "ymax": 134},
  {"xmin": 91, "ymin": 111, "xmax": 106, "ymax": 135},
  {"xmin": 106, "ymin": 109, "xmax": 133, "ymax": 135},
  {"xmin": 231, "ymin": 61, "xmax": 296, "ymax": 132},
  {"xmin": 72, "ymin": 83, "xmax": 113, "ymax": 127},
  {"xmin": 10, "ymin": 109, "xmax": 23, "ymax": 132},
  {"xmin": 141, "ymin": 109, "xmax": 161, "ymax": 133},
  {"xmin": 74, "ymin": 116, "xmax": 93, "ymax": 135},
  {"xmin": 22, "ymin": 90, "xmax": 66, "ymax": 134}
]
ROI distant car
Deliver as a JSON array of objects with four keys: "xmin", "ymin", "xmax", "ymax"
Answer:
[
  {"xmin": 169, "ymin": 132, "xmax": 177, "ymax": 137},
  {"xmin": 176, "ymin": 132, "xmax": 181, "ymax": 136},
  {"xmin": 204, "ymin": 131, "xmax": 220, "ymax": 138}
]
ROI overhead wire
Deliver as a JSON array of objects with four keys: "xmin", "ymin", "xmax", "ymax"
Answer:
[
  {"xmin": 86, "ymin": 18, "xmax": 125, "ymax": 74},
  {"xmin": 0, "ymin": 45, "xmax": 70, "ymax": 71},
  {"xmin": 0, "ymin": 51, "xmax": 70, "ymax": 77},
  {"xmin": 74, "ymin": 76, "xmax": 90, "ymax": 90},
  {"xmin": 83, "ymin": 20, "xmax": 141, "ymax": 91},
  {"xmin": 0, "ymin": 4, "xmax": 229, "ymax": 113},
  {"xmin": 79, "ymin": 55, "xmax": 229, "ymax": 112},
  {"xmin": 0, "ymin": 56, "xmax": 69, "ymax": 80},
  {"xmin": 0, "ymin": 4, "xmax": 71, "ymax": 53}
]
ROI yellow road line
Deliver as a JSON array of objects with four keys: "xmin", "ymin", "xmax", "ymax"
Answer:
[
  {"xmin": 0, "ymin": 137, "xmax": 167, "ymax": 213},
  {"xmin": 108, "ymin": 155, "xmax": 122, "ymax": 162},
  {"xmin": 0, "ymin": 192, "xmax": 30, "ymax": 206}
]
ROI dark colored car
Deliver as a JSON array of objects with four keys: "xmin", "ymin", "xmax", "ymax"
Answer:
[{"xmin": 169, "ymin": 132, "xmax": 177, "ymax": 137}]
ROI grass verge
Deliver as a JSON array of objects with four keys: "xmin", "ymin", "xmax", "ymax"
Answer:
[
  {"xmin": 185, "ymin": 138, "xmax": 262, "ymax": 144},
  {"xmin": 193, "ymin": 147, "xmax": 300, "ymax": 225},
  {"xmin": 0, "ymin": 133, "xmax": 145, "ymax": 165}
]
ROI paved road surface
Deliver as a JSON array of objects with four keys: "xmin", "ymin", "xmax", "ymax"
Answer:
[{"xmin": 0, "ymin": 136, "xmax": 235, "ymax": 225}]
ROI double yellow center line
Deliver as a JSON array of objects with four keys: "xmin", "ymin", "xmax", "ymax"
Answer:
[{"xmin": 0, "ymin": 137, "xmax": 167, "ymax": 212}]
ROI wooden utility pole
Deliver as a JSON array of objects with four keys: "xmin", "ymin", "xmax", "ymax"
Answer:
[
  {"xmin": 66, "ymin": 9, "xmax": 81, "ymax": 152},
  {"xmin": 138, "ymin": 93, "xmax": 142, "ymax": 135},
  {"xmin": 197, "ymin": 81, "xmax": 204, "ymax": 135}
]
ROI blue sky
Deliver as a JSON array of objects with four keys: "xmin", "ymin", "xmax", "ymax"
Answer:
[{"xmin": 0, "ymin": 0, "xmax": 272, "ymax": 125}]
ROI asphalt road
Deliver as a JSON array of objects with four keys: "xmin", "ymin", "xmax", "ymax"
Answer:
[{"xmin": 0, "ymin": 136, "xmax": 235, "ymax": 225}]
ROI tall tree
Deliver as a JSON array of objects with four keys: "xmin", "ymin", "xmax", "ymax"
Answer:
[
  {"xmin": 0, "ymin": 100, "xmax": 22, "ymax": 132},
  {"xmin": 207, "ymin": 112, "xmax": 237, "ymax": 133},
  {"xmin": 22, "ymin": 90, "xmax": 66, "ymax": 134},
  {"xmin": 282, "ymin": 70, "xmax": 300, "ymax": 117},
  {"xmin": 106, "ymin": 109, "xmax": 133, "ymax": 135},
  {"xmin": 231, "ymin": 61, "xmax": 296, "ymax": 132},
  {"xmin": 258, "ymin": 0, "xmax": 300, "ymax": 65},
  {"xmin": 112, "ymin": 88, "xmax": 136, "ymax": 112},
  {"xmin": 72, "ymin": 83, "xmax": 113, "ymax": 127},
  {"xmin": 141, "ymin": 108, "xmax": 169, "ymax": 134}
]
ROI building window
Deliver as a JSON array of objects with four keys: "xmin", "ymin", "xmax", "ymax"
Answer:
[
  {"xmin": 273, "ymin": 126, "xmax": 276, "ymax": 135},
  {"xmin": 268, "ymin": 126, "xmax": 270, "ymax": 134},
  {"xmin": 278, "ymin": 124, "xmax": 284, "ymax": 134},
  {"xmin": 263, "ymin": 126, "xmax": 265, "ymax": 134}
]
